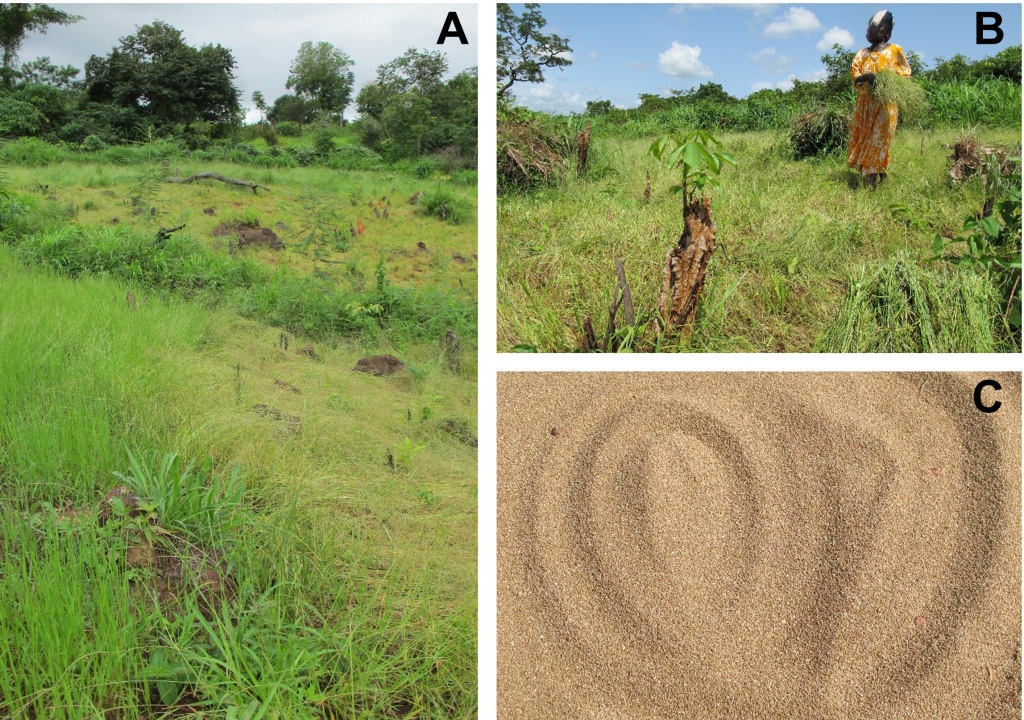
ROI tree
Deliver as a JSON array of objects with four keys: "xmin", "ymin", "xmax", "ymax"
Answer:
[
  {"xmin": 382, "ymin": 88, "xmax": 434, "ymax": 157},
  {"xmin": 251, "ymin": 90, "xmax": 268, "ymax": 124},
  {"xmin": 688, "ymin": 82, "xmax": 736, "ymax": 104},
  {"xmin": 930, "ymin": 54, "xmax": 974, "ymax": 83},
  {"xmin": 819, "ymin": 43, "xmax": 859, "ymax": 102},
  {"xmin": 497, "ymin": 3, "xmax": 572, "ymax": 97},
  {"xmin": 905, "ymin": 50, "xmax": 926, "ymax": 78},
  {"xmin": 0, "ymin": 4, "xmax": 81, "ymax": 69},
  {"xmin": 83, "ymin": 21, "xmax": 241, "ymax": 129},
  {"xmin": 17, "ymin": 56, "xmax": 78, "ymax": 89},
  {"xmin": 267, "ymin": 93, "xmax": 314, "ymax": 125},
  {"xmin": 585, "ymin": 99, "xmax": 611, "ymax": 116},
  {"xmin": 976, "ymin": 45, "xmax": 1022, "ymax": 83},
  {"xmin": 286, "ymin": 41, "xmax": 355, "ymax": 123},
  {"xmin": 377, "ymin": 47, "xmax": 447, "ymax": 94}
]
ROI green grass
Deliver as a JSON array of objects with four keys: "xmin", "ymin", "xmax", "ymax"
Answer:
[
  {"xmin": 497, "ymin": 128, "xmax": 1020, "ymax": 352},
  {"xmin": 1, "ymin": 157, "xmax": 478, "ymax": 358},
  {"xmin": 0, "ymin": 247, "xmax": 477, "ymax": 718}
]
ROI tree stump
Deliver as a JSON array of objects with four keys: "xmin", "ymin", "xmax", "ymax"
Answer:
[
  {"xmin": 577, "ymin": 122, "xmax": 591, "ymax": 173},
  {"xmin": 660, "ymin": 196, "xmax": 716, "ymax": 331}
]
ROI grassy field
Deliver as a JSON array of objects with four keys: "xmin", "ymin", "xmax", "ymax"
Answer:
[
  {"xmin": 5, "ymin": 160, "xmax": 477, "ymax": 293},
  {"xmin": 497, "ymin": 127, "xmax": 1020, "ymax": 352},
  {"xmin": 0, "ymin": 153, "xmax": 477, "ymax": 717}
]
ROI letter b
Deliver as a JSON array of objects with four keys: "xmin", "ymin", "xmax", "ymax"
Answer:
[{"xmin": 977, "ymin": 12, "xmax": 1003, "ymax": 45}]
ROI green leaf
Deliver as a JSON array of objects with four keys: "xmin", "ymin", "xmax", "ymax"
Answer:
[
  {"xmin": 696, "ymin": 144, "xmax": 720, "ymax": 173},
  {"xmin": 149, "ymin": 647, "xmax": 167, "ymax": 669},
  {"xmin": 668, "ymin": 185, "xmax": 685, "ymax": 196},
  {"xmin": 667, "ymin": 145, "xmax": 685, "ymax": 168},
  {"xmin": 157, "ymin": 679, "xmax": 181, "ymax": 706},
  {"xmin": 681, "ymin": 143, "xmax": 702, "ymax": 169},
  {"xmin": 979, "ymin": 216, "xmax": 1001, "ymax": 237},
  {"xmin": 718, "ymin": 151, "xmax": 737, "ymax": 167},
  {"xmin": 511, "ymin": 344, "xmax": 538, "ymax": 352}
]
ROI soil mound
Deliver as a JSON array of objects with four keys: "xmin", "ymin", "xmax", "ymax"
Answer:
[
  {"xmin": 211, "ymin": 222, "xmax": 284, "ymax": 250},
  {"xmin": 354, "ymin": 355, "xmax": 405, "ymax": 376}
]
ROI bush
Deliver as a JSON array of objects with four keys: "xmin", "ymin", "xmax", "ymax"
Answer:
[
  {"xmin": 81, "ymin": 135, "xmax": 107, "ymax": 151},
  {"xmin": 326, "ymin": 144, "xmax": 384, "ymax": 171},
  {"xmin": 313, "ymin": 130, "xmax": 336, "ymax": 156},
  {"xmin": 276, "ymin": 121, "xmax": 301, "ymax": 137},
  {"xmin": 285, "ymin": 146, "xmax": 319, "ymax": 167},
  {"xmin": 262, "ymin": 125, "xmax": 279, "ymax": 146},
  {"xmin": 413, "ymin": 159, "xmax": 439, "ymax": 179},
  {"xmin": 0, "ymin": 95, "xmax": 45, "ymax": 137}
]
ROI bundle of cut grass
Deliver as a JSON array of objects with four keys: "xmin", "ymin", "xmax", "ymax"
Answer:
[
  {"xmin": 790, "ymin": 107, "xmax": 850, "ymax": 160},
  {"xmin": 498, "ymin": 120, "xmax": 568, "ymax": 194},
  {"xmin": 870, "ymin": 70, "xmax": 930, "ymax": 122}
]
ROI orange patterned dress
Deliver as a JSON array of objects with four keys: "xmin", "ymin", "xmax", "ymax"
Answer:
[{"xmin": 847, "ymin": 43, "xmax": 912, "ymax": 176}]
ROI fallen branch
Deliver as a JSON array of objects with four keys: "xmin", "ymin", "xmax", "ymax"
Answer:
[
  {"xmin": 154, "ymin": 224, "xmax": 186, "ymax": 244},
  {"xmin": 167, "ymin": 173, "xmax": 269, "ymax": 195}
]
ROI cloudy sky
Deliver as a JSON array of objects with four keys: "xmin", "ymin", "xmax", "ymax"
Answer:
[
  {"xmin": 20, "ymin": 4, "xmax": 478, "ymax": 122},
  {"xmin": 504, "ymin": 3, "xmax": 1022, "ymax": 113}
]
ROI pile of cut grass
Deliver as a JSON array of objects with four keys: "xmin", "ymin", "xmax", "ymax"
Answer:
[
  {"xmin": 871, "ymin": 70, "xmax": 930, "ymax": 121},
  {"xmin": 815, "ymin": 252, "xmax": 1010, "ymax": 352},
  {"xmin": 790, "ymin": 108, "xmax": 850, "ymax": 160}
]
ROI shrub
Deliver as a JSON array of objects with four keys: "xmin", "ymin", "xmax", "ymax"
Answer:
[
  {"xmin": 262, "ymin": 125, "xmax": 279, "ymax": 146},
  {"xmin": 286, "ymin": 146, "xmax": 319, "ymax": 167},
  {"xmin": 326, "ymin": 144, "xmax": 384, "ymax": 171},
  {"xmin": 0, "ymin": 95, "xmax": 45, "ymax": 137},
  {"xmin": 313, "ymin": 130, "xmax": 336, "ymax": 156},
  {"xmin": 276, "ymin": 121, "xmax": 301, "ymax": 137},
  {"xmin": 413, "ymin": 159, "xmax": 439, "ymax": 179},
  {"xmin": 81, "ymin": 135, "xmax": 107, "ymax": 151}
]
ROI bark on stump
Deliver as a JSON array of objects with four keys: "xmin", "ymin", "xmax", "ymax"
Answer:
[{"xmin": 660, "ymin": 196, "xmax": 716, "ymax": 331}]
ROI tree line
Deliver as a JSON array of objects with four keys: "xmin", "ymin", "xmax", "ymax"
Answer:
[{"xmin": 0, "ymin": 4, "xmax": 477, "ymax": 165}]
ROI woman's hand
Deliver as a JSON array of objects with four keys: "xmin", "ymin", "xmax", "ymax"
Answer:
[{"xmin": 854, "ymin": 72, "xmax": 876, "ymax": 85}]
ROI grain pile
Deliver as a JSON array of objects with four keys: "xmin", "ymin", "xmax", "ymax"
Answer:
[{"xmin": 497, "ymin": 372, "xmax": 1021, "ymax": 720}]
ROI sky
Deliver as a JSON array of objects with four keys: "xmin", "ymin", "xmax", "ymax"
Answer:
[
  {"xmin": 504, "ymin": 3, "xmax": 1022, "ymax": 113},
  {"xmin": 19, "ymin": 4, "xmax": 478, "ymax": 122}
]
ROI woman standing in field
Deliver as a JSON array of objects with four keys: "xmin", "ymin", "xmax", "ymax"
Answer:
[{"xmin": 848, "ymin": 10, "xmax": 912, "ymax": 190}]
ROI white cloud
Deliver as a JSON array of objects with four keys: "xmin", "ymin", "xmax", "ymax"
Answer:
[
  {"xmin": 586, "ymin": 51, "xmax": 599, "ymax": 61},
  {"xmin": 673, "ymin": 4, "xmax": 778, "ymax": 18},
  {"xmin": 526, "ymin": 84, "xmax": 584, "ymax": 113},
  {"xmin": 657, "ymin": 42, "xmax": 714, "ymax": 78},
  {"xmin": 763, "ymin": 6, "xmax": 822, "ymax": 37},
  {"xmin": 626, "ymin": 60, "xmax": 648, "ymax": 71},
  {"xmin": 556, "ymin": 51, "xmax": 574, "ymax": 62},
  {"xmin": 747, "ymin": 46, "xmax": 798, "ymax": 75},
  {"xmin": 816, "ymin": 26, "xmax": 855, "ymax": 51},
  {"xmin": 752, "ymin": 69, "xmax": 826, "ymax": 92},
  {"xmin": 584, "ymin": 85, "xmax": 597, "ymax": 93}
]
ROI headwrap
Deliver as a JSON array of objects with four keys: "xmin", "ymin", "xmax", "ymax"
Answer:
[{"xmin": 869, "ymin": 10, "xmax": 894, "ymax": 34}]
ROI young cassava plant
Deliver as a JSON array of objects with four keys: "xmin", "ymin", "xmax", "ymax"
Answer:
[{"xmin": 647, "ymin": 130, "xmax": 737, "ymax": 207}]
